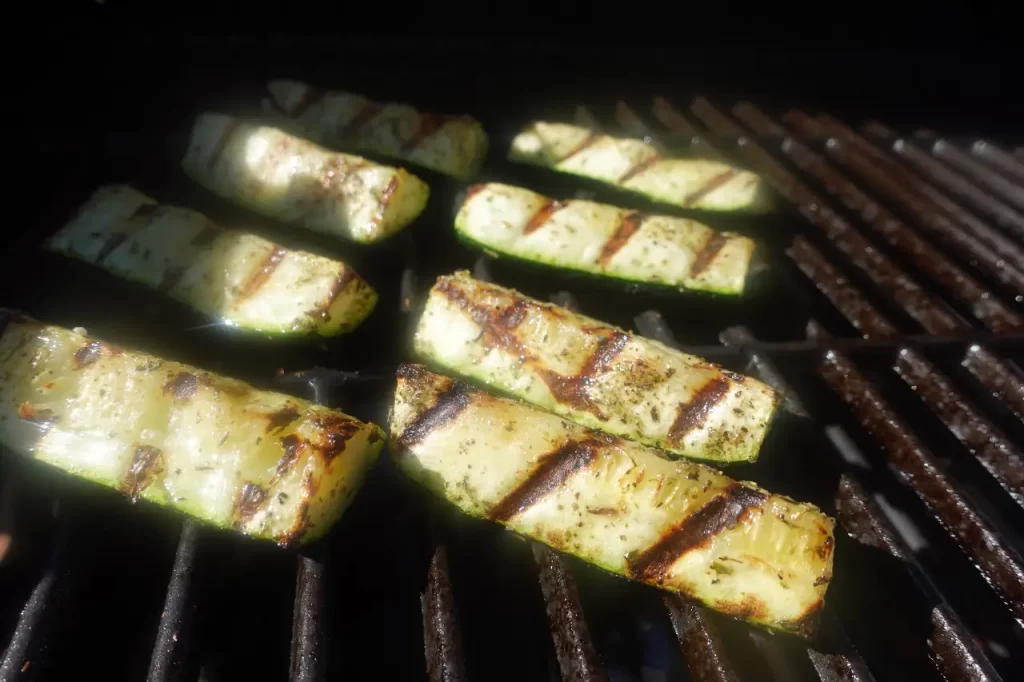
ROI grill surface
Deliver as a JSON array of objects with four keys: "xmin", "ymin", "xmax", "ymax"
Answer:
[{"xmin": 3, "ymin": 32, "xmax": 1024, "ymax": 681}]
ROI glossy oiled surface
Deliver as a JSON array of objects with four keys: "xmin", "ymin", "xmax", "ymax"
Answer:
[
  {"xmin": 390, "ymin": 365, "xmax": 833, "ymax": 634},
  {"xmin": 415, "ymin": 271, "xmax": 780, "ymax": 463},
  {"xmin": 0, "ymin": 315, "xmax": 384, "ymax": 545}
]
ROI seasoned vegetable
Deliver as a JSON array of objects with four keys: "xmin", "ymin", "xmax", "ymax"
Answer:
[
  {"xmin": 0, "ymin": 313, "xmax": 384, "ymax": 545},
  {"xmin": 509, "ymin": 121, "xmax": 769, "ymax": 212},
  {"xmin": 414, "ymin": 272, "xmax": 779, "ymax": 463},
  {"xmin": 455, "ymin": 183, "xmax": 756, "ymax": 295},
  {"xmin": 263, "ymin": 79, "xmax": 489, "ymax": 179},
  {"xmin": 390, "ymin": 364, "xmax": 833, "ymax": 634},
  {"xmin": 46, "ymin": 185, "xmax": 378, "ymax": 336},
  {"xmin": 182, "ymin": 113, "xmax": 429, "ymax": 244}
]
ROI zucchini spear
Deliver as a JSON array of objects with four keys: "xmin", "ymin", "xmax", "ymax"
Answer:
[
  {"xmin": 46, "ymin": 185, "xmax": 378, "ymax": 337},
  {"xmin": 390, "ymin": 365, "xmax": 833, "ymax": 635},
  {"xmin": 0, "ymin": 313, "xmax": 384, "ymax": 545},
  {"xmin": 455, "ymin": 183, "xmax": 756, "ymax": 295},
  {"xmin": 263, "ymin": 79, "xmax": 489, "ymax": 179},
  {"xmin": 414, "ymin": 272, "xmax": 779, "ymax": 464},
  {"xmin": 182, "ymin": 113, "xmax": 429, "ymax": 244},
  {"xmin": 509, "ymin": 121, "xmax": 769, "ymax": 212}
]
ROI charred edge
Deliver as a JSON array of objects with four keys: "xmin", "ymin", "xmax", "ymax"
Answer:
[
  {"xmin": 463, "ymin": 184, "xmax": 486, "ymax": 202},
  {"xmin": 779, "ymin": 600, "xmax": 824, "ymax": 637},
  {"xmin": 190, "ymin": 224, "xmax": 220, "ymax": 247},
  {"xmin": 158, "ymin": 267, "xmax": 186, "ymax": 294},
  {"xmin": 667, "ymin": 377, "xmax": 731, "ymax": 446},
  {"xmin": 629, "ymin": 485, "xmax": 767, "ymax": 583},
  {"xmin": 558, "ymin": 132, "xmax": 602, "ymax": 163},
  {"xmin": 318, "ymin": 269, "xmax": 358, "ymax": 320},
  {"xmin": 266, "ymin": 405, "xmax": 301, "ymax": 434},
  {"xmin": 714, "ymin": 595, "xmax": 768, "ymax": 622},
  {"xmin": 235, "ymin": 246, "xmax": 287, "ymax": 306},
  {"xmin": 398, "ymin": 382, "xmax": 474, "ymax": 449},
  {"xmin": 523, "ymin": 199, "xmax": 567, "ymax": 235},
  {"xmin": 122, "ymin": 445, "xmax": 165, "ymax": 501},
  {"xmin": 598, "ymin": 212, "xmax": 645, "ymax": 266},
  {"xmin": 17, "ymin": 402, "xmax": 57, "ymax": 427},
  {"xmin": 371, "ymin": 176, "xmax": 400, "ymax": 231},
  {"xmin": 73, "ymin": 341, "xmax": 105, "ymax": 369},
  {"xmin": 539, "ymin": 332, "xmax": 630, "ymax": 419},
  {"xmin": 436, "ymin": 280, "xmax": 532, "ymax": 355},
  {"xmin": 401, "ymin": 113, "xmax": 448, "ymax": 154},
  {"xmin": 682, "ymin": 170, "xmax": 739, "ymax": 207},
  {"xmin": 277, "ymin": 434, "xmax": 304, "ymax": 476},
  {"xmin": 95, "ymin": 233, "xmax": 128, "ymax": 264},
  {"xmin": 289, "ymin": 86, "xmax": 324, "ymax": 119},
  {"xmin": 207, "ymin": 118, "xmax": 243, "ymax": 171},
  {"xmin": 234, "ymin": 483, "xmax": 268, "ymax": 529},
  {"xmin": 489, "ymin": 439, "xmax": 602, "ymax": 522},
  {"xmin": 618, "ymin": 154, "xmax": 662, "ymax": 185},
  {"xmin": 340, "ymin": 101, "xmax": 382, "ymax": 138},
  {"xmin": 312, "ymin": 415, "xmax": 363, "ymax": 461},
  {"xmin": 689, "ymin": 233, "xmax": 729, "ymax": 279},
  {"xmin": 164, "ymin": 372, "xmax": 200, "ymax": 400}
]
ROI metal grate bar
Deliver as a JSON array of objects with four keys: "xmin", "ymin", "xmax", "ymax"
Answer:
[
  {"xmin": 613, "ymin": 100, "xmax": 650, "ymax": 139},
  {"xmin": 662, "ymin": 597, "xmax": 739, "ymax": 682},
  {"xmin": 147, "ymin": 520, "xmax": 200, "ymax": 682},
  {"xmin": 662, "ymin": 97, "xmax": 964, "ymax": 336},
  {"xmin": 922, "ymin": 138, "xmax": 1024, "ymax": 212},
  {"xmin": 421, "ymin": 546, "xmax": 467, "ymax": 682},
  {"xmin": 834, "ymin": 474, "xmax": 1001, "ymax": 682},
  {"xmin": 731, "ymin": 102, "xmax": 1022, "ymax": 332},
  {"xmin": 960, "ymin": 346, "xmax": 1024, "ymax": 424},
  {"xmin": 533, "ymin": 545, "xmax": 608, "ymax": 682},
  {"xmin": 290, "ymin": 554, "xmax": 325, "ymax": 682},
  {"xmin": 718, "ymin": 325, "xmax": 809, "ymax": 416},
  {"xmin": 574, "ymin": 105, "xmax": 601, "ymax": 130},
  {"xmin": 970, "ymin": 141, "xmax": 1024, "ymax": 183},
  {"xmin": 818, "ymin": 347, "xmax": 1024, "ymax": 622},
  {"xmin": 651, "ymin": 96, "xmax": 702, "ymax": 138},
  {"xmin": 799, "ymin": 115, "xmax": 1024, "ymax": 287}
]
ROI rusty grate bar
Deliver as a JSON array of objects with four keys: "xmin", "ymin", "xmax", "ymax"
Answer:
[
  {"xmin": 834, "ymin": 474, "xmax": 1001, "ymax": 682},
  {"xmin": 919, "ymin": 137, "xmax": 1024, "ymax": 212},
  {"xmin": 662, "ymin": 597, "xmax": 739, "ymax": 682},
  {"xmin": 971, "ymin": 141, "xmax": 1024, "ymax": 183},
  {"xmin": 147, "ymin": 520, "xmax": 200, "ymax": 682},
  {"xmin": 421, "ymin": 546, "xmax": 466, "ymax": 682},
  {"xmin": 817, "ymin": 346, "xmax": 1024, "ymax": 622},
  {"xmin": 960, "ymin": 346, "xmax": 1024, "ymax": 424},
  {"xmin": 731, "ymin": 102, "xmax": 1022, "ymax": 332}
]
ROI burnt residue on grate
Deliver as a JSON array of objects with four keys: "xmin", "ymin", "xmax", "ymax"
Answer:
[
  {"xmin": 961, "ymin": 346, "xmax": 1024, "ymax": 424},
  {"xmin": 421, "ymin": 546, "xmax": 466, "ymax": 682},
  {"xmin": 923, "ymin": 138, "xmax": 1024, "ymax": 213}
]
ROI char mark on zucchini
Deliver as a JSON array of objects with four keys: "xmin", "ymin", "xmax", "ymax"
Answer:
[
  {"xmin": 558, "ymin": 131, "xmax": 602, "ymax": 163},
  {"xmin": 666, "ymin": 377, "xmax": 731, "ymax": 446},
  {"xmin": 598, "ymin": 211, "xmax": 646, "ymax": 266},
  {"xmin": 524, "ymin": 199, "xmax": 568, "ymax": 235},
  {"xmin": 341, "ymin": 101, "xmax": 383, "ymax": 138},
  {"xmin": 123, "ymin": 445, "xmax": 165, "ymax": 501},
  {"xmin": 235, "ymin": 246, "xmax": 288, "ymax": 307},
  {"xmin": 290, "ymin": 86, "xmax": 325, "ymax": 119},
  {"xmin": 682, "ymin": 169, "xmax": 739, "ymax": 207},
  {"xmin": 395, "ymin": 371, "xmax": 474, "ymax": 448},
  {"xmin": 401, "ymin": 113, "xmax": 448, "ymax": 154},
  {"xmin": 537, "ymin": 331, "xmax": 630, "ymax": 420},
  {"xmin": 618, "ymin": 154, "xmax": 662, "ymax": 185},
  {"xmin": 233, "ymin": 482, "xmax": 268, "ymax": 527},
  {"xmin": 689, "ymin": 233, "xmax": 730, "ymax": 278}
]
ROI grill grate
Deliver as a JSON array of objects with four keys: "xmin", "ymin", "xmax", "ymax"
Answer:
[{"xmin": 3, "ymin": 80, "xmax": 1024, "ymax": 681}]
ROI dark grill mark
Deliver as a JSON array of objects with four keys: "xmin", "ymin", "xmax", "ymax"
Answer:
[
  {"xmin": 488, "ymin": 439, "xmax": 603, "ymax": 522},
  {"xmin": 73, "ymin": 341, "xmax": 105, "ymax": 369},
  {"xmin": 682, "ymin": 170, "xmax": 739, "ymax": 206},
  {"xmin": 370, "ymin": 176, "xmax": 400, "ymax": 231},
  {"xmin": 397, "ymin": 380, "xmax": 473, "ymax": 448},
  {"xmin": 689, "ymin": 233, "xmax": 729, "ymax": 278},
  {"xmin": 400, "ymin": 113, "xmax": 448, "ymax": 154},
  {"xmin": 17, "ymin": 402, "xmax": 57, "ymax": 429},
  {"xmin": 667, "ymin": 378, "xmax": 731, "ymax": 446},
  {"xmin": 538, "ymin": 332, "xmax": 630, "ymax": 420},
  {"xmin": 598, "ymin": 212, "xmax": 645, "ymax": 266},
  {"xmin": 628, "ymin": 485, "xmax": 767, "ymax": 583},
  {"xmin": 207, "ymin": 118, "xmax": 243, "ymax": 171},
  {"xmin": 618, "ymin": 154, "xmax": 662, "ymax": 185},
  {"xmin": 558, "ymin": 132, "xmax": 601, "ymax": 163},
  {"xmin": 340, "ymin": 101, "xmax": 382, "ymax": 138},
  {"xmin": 464, "ymin": 184, "xmax": 486, "ymax": 202},
  {"xmin": 164, "ymin": 372, "xmax": 200, "ymax": 400},
  {"xmin": 266, "ymin": 405, "xmax": 301, "ymax": 433},
  {"xmin": 122, "ymin": 445, "xmax": 165, "ymax": 501},
  {"xmin": 289, "ymin": 86, "xmax": 325, "ymax": 119},
  {"xmin": 312, "ymin": 415, "xmax": 363, "ymax": 461},
  {"xmin": 277, "ymin": 434, "xmax": 304, "ymax": 476},
  {"xmin": 190, "ymin": 225, "xmax": 220, "ymax": 247},
  {"xmin": 158, "ymin": 267, "xmax": 185, "ymax": 294},
  {"xmin": 523, "ymin": 200, "xmax": 567, "ymax": 236},
  {"xmin": 318, "ymin": 269, "xmax": 358, "ymax": 320},
  {"xmin": 234, "ymin": 246, "xmax": 287, "ymax": 306},
  {"xmin": 234, "ymin": 482, "xmax": 268, "ymax": 527},
  {"xmin": 95, "ymin": 233, "xmax": 128, "ymax": 264}
]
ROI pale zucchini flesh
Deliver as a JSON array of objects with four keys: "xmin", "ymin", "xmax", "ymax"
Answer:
[
  {"xmin": 182, "ymin": 113, "xmax": 430, "ymax": 244},
  {"xmin": 414, "ymin": 272, "xmax": 779, "ymax": 463},
  {"xmin": 46, "ymin": 185, "xmax": 378, "ymax": 337},
  {"xmin": 390, "ymin": 365, "xmax": 833, "ymax": 634},
  {"xmin": 263, "ymin": 79, "xmax": 489, "ymax": 180},
  {"xmin": 455, "ymin": 183, "xmax": 756, "ymax": 295},
  {"xmin": 509, "ymin": 121, "xmax": 770, "ymax": 212},
  {"xmin": 0, "ymin": 314, "xmax": 384, "ymax": 545}
]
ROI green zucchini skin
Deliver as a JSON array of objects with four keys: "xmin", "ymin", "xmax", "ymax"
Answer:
[
  {"xmin": 454, "ymin": 183, "xmax": 755, "ymax": 295},
  {"xmin": 0, "ymin": 314, "xmax": 384, "ymax": 545},
  {"xmin": 390, "ymin": 364, "xmax": 832, "ymax": 635},
  {"xmin": 508, "ymin": 121, "xmax": 772, "ymax": 213},
  {"xmin": 414, "ymin": 272, "xmax": 780, "ymax": 464},
  {"xmin": 263, "ymin": 80, "xmax": 489, "ymax": 180},
  {"xmin": 45, "ymin": 185, "xmax": 378, "ymax": 337},
  {"xmin": 182, "ymin": 113, "xmax": 429, "ymax": 244}
]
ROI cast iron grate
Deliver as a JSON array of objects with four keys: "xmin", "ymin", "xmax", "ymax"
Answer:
[{"xmin": 1, "ymin": 83, "xmax": 1023, "ymax": 682}]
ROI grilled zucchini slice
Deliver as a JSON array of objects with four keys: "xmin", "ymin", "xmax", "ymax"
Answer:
[
  {"xmin": 182, "ymin": 113, "xmax": 429, "ymax": 244},
  {"xmin": 263, "ymin": 79, "xmax": 489, "ymax": 179},
  {"xmin": 46, "ymin": 185, "xmax": 378, "ymax": 337},
  {"xmin": 0, "ymin": 313, "xmax": 384, "ymax": 545},
  {"xmin": 414, "ymin": 272, "xmax": 779, "ymax": 463},
  {"xmin": 390, "ymin": 365, "xmax": 833, "ymax": 634},
  {"xmin": 455, "ymin": 183, "xmax": 756, "ymax": 295},
  {"xmin": 509, "ymin": 121, "xmax": 769, "ymax": 212}
]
